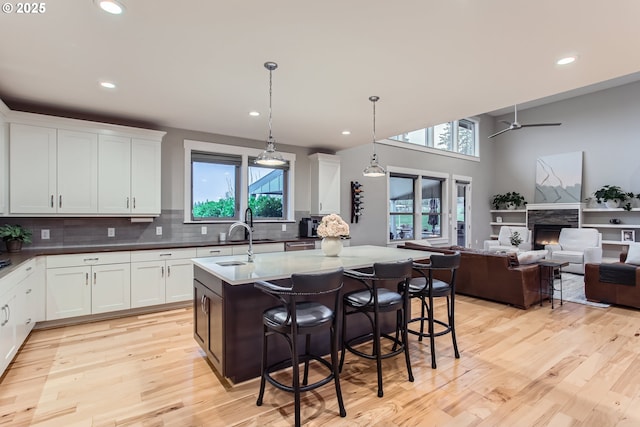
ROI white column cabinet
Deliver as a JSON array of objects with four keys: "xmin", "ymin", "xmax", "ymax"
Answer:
[
  {"xmin": 309, "ymin": 153, "xmax": 341, "ymax": 215},
  {"xmin": 57, "ymin": 130, "xmax": 99, "ymax": 213},
  {"xmin": 9, "ymin": 124, "xmax": 57, "ymax": 214},
  {"xmin": 131, "ymin": 248, "xmax": 197, "ymax": 308}
]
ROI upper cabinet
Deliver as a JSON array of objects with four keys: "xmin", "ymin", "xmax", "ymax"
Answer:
[
  {"xmin": 0, "ymin": 111, "xmax": 7, "ymax": 214},
  {"xmin": 309, "ymin": 153, "xmax": 341, "ymax": 216},
  {"xmin": 6, "ymin": 111, "xmax": 165, "ymax": 217}
]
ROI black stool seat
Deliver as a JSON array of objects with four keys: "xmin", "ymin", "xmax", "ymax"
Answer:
[
  {"xmin": 255, "ymin": 268, "xmax": 346, "ymax": 427},
  {"xmin": 340, "ymin": 259, "xmax": 414, "ymax": 398}
]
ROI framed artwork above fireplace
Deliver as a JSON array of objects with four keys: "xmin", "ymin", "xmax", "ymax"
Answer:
[{"xmin": 534, "ymin": 151, "xmax": 583, "ymax": 204}]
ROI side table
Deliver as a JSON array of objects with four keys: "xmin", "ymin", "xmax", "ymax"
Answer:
[{"xmin": 538, "ymin": 260, "xmax": 569, "ymax": 308}]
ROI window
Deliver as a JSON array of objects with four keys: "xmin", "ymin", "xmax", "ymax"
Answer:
[
  {"xmin": 184, "ymin": 140, "xmax": 296, "ymax": 223},
  {"xmin": 191, "ymin": 152, "xmax": 241, "ymax": 220},
  {"xmin": 389, "ymin": 118, "xmax": 479, "ymax": 157},
  {"xmin": 248, "ymin": 159, "xmax": 288, "ymax": 220},
  {"xmin": 389, "ymin": 171, "xmax": 445, "ymax": 242}
]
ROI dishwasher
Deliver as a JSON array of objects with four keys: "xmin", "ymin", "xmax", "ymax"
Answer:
[{"xmin": 284, "ymin": 240, "xmax": 317, "ymax": 251}]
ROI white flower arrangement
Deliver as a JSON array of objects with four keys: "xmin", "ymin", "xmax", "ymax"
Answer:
[{"xmin": 316, "ymin": 213, "xmax": 350, "ymax": 238}]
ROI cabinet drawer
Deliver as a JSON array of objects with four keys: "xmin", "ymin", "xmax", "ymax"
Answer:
[
  {"xmin": 195, "ymin": 247, "xmax": 233, "ymax": 258},
  {"xmin": 131, "ymin": 248, "xmax": 197, "ymax": 262},
  {"xmin": 46, "ymin": 251, "xmax": 131, "ymax": 268},
  {"xmin": 232, "ymin": 243, "xmax": 284, "ymax": 255}
]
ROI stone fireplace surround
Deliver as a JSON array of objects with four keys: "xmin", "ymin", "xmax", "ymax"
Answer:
[{"xmin": 527, "ymin": 203, "xmax": 581, "ymax": 250}]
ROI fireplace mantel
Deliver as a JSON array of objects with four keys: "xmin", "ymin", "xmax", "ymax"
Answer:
[{"xmin": 526, "ymin": 203, "xmax": 584, "ymax": 211}]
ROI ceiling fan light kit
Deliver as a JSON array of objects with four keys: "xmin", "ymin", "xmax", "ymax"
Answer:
[{"xmin": 488, "ymin": 104, "xmax": 562, "ymax": 139}]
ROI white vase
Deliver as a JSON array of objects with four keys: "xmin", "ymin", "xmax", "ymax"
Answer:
[
  {"xmin": 321, "ymin": 237, "xmax": 343, "ymax": 256},
  {"xmin": 605, "ymin": 199, "xmax": 620, "ymax": 209}
]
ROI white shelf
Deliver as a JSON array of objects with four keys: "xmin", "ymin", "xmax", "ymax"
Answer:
[
  {"xmin": 490, "ymin": 209, "xmax": 526, "ymax": 213},
  {"xmin": 490, "ymin": 222, "xmax": 526, "ymax": 226},
  {"xmin": 602, "ymin": 240, "xmax": 633, "ymax": 246},
  {"xmin": 582, "ymin": 208, "xmax": 640, "ymax": 212},
  {"xmin": 582, "ymin": 223, "xmax": 640, "ymax": 229}
]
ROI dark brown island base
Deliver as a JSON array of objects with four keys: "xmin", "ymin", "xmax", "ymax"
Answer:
[{"xmin": 192, "ymin": 245, "xmax": 432, "ymax": 383}]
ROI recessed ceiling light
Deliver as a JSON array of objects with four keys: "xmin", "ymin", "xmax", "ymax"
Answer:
[
  {"xmin": 341, "ymin": 130, "xmax": 351, "ymax": 135},
  {"xmin": 96, "ymin": 0, "xmax": 124, "ymax": 15},
  {"xmin": 100, "ymin": 81, "xmax": 116, "ymax": 89},
  {"xmin": 249, "ymin": 111, "xmax": 260, "ymax": 117},
  {"xmin": 556, "ymin": 56, "xmax": 576, "ymax": 65}
]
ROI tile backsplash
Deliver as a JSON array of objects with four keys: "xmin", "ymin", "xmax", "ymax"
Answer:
[{"xmin": 1, "ymin": 210, "xmax": 306, "ymax": 250}]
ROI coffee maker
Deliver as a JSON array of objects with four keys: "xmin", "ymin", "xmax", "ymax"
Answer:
[{"xmin": 299, "ymin": 218, "xmax": 318, "ymax": 237}]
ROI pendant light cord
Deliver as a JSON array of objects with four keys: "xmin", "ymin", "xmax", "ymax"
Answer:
[{"xmin": 268, "ymin": 67, "xmax": 273, "ymax": 142}]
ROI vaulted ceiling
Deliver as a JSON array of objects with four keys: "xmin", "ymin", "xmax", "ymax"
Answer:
[{"xmin": 1, "ymin": 1, "xmax": 639, "ymax": 150}]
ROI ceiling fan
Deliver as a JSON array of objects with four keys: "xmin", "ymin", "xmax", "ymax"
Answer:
[{"xmin": 488, "ymin": 104, "xmax": 562, "ymax": 138}]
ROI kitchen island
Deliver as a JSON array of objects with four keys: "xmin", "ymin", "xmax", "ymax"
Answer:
[{"xmin": 192, "ymin": 245, "xmax": 432, "ymax": 383}]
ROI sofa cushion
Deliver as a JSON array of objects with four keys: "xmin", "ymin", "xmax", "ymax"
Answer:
[
  {"xmin": 551, "ymin": 250, "xmax": 584, "ymax": 264},
  {"xmin": 559, "ymin": 228, "xmax": 599, "ymax": 252},
  {"xmin": 625, "ymin": 242, "xmax": 640, "ymax": 265},
  {"xmin": 517, "ymin": 250, "xmax": 548, "ymax": 265}
]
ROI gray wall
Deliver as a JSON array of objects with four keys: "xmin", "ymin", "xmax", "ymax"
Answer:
[{"xmin": 337, "ymin": 114, "xmax": 496, "ymax": 248}]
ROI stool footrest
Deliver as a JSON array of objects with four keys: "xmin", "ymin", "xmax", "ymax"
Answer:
[{"xmin": 264, "ymin": 354, "xmax": 335, "ymax": 393}]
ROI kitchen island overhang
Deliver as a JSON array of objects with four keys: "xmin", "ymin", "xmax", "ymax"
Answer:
[{"xmin": 192, "ymin": 245, "xmax": 433, "ymax": 383}]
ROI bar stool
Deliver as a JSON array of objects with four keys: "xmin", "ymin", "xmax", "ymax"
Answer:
[
  {"xmin": 340, "ymin": 259, "xmax": 414, "ymax": 398},
  {"xmin": 407, "ymin": 252, "xmax": 461, "ymax": 369},
  {"xmin": 254, "ymin": 268, "xmax": 346, "ymax": 427}
]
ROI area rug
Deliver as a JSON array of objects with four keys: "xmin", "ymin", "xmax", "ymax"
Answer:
[{"xmin": 560, "ymin": 272, "xmax": 610, "ymax": 308}]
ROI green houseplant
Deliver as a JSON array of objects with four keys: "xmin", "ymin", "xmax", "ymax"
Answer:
[
  {"xmin": 491, "ymin": 192, "xmax": 527, "ymax": 210},
  {"xmin": 0, "ymin": 224, "xmax": 32, "ymax": 253},
  {"xmin": 509, "ymin": 231, "xmax": 523, "ymax": 247},
  {"xmin": 593, "ymin": 185, "xmax": 634, "ymax": 210}
]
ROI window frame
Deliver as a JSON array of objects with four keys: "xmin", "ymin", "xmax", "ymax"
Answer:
[
  {"xmin": 184, "ymin": 139, "xmax": 296, "ymax": 223},
  {"xmin": 386, "ymin": 166, "xmax": 449, "ymax": 246}
]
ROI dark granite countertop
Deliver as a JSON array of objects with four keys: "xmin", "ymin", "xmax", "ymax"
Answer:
[{"xmin": 0, "ymin": 238, "xmax": 319, "ymax": 282}]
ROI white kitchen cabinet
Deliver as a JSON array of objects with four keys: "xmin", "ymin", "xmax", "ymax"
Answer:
[
  {"xmin": 195, "ymin": 246, "xmax": 233, "ymax": 258},
  {"xmin": 0, "ymin": 282, "xmax": 18, "ymax": 375},
  {"xmin": 130, "ymin": 248, "xmax": 197, "ymax": 308},
  {"xmin": 9, "ymin": 125, "xmax": 98, "ymax": 214},
  {"xmin": 0, "ymin": 112, "xmax": 7, "ymax": 214},
  {"xmin": 46, "ymin": 252, "xmax": 131, "ymax": 320},
  {"xmin": 130, "ymin": 139, "xmax": 161, "ymax": 215},
  {"xmin": 9, "ymin": 124, "xmax": 57, "ymax": 214},
  {"xmin": 98, "ymin": 136, "xmax": 161, "ymax": 215},
  {"xmin": 309, "ymin": 153, "xmax": 341, "ymax": 215},
  {"xmin": 98, "ymin": 134, "xmax": 131, "ymax": 214}
]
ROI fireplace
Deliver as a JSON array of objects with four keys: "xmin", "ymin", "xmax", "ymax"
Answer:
[{"xmin": 533, "ymin": 224, "xmax": 567, "ymax": 250}]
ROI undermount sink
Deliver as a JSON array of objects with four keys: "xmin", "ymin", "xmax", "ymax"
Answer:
[{"xmin": 216, "ymin": 261, "xmax": 247, "ymax": 266}]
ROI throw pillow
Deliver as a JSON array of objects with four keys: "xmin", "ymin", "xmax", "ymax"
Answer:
[
  {"xmin": 517, "ymin": 249, "xmax": 549, "ymax": 265},
  {"xmin": 625, "ymin": 242, "xmax": 640, "ymax": 265}
]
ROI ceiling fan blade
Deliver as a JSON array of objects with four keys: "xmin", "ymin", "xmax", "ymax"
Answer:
[
  {"xmin": 520, "ymin": 123, "xmax": 562, "ymax": 127},
  {"xmin": 488, "ymin": 127, "xmax": 512, "ymax": 139}
]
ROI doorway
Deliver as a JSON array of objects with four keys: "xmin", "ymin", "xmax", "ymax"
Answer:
[{"xmin": 453, "ymin": 178, "xmax": 471, "ymax": 247}]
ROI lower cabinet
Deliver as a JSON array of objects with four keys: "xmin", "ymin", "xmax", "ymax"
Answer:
[
  {"xmin": 45, "ymin": 252, "xmax": 131, "ymax": 320},
  {"xmin": 0, "ymin": 288, "xmax": 18, "ymax": 375},
  {"xmin": 193, "ymin": 266, "xmax": 224, "ymax": 374},
  {"xmin": 130, "ymin": 248, "xmax": 197, "ymax": 308}
]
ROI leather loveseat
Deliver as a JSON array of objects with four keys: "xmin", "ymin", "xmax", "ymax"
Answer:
[
  {"xmin": 401, "ymin": 242, "xmax": 542, "ymax": 309},
  {"xmin": 585, "ymin": 253, "xmax": 640, "ymax": 309}
]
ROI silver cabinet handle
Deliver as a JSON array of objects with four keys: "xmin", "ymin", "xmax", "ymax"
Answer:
[
  {"xmin": 94, "ymin": 272, "xmax": 97, "ymax": 285},
  {"xmin": 26, "ymin": 266, "xmax": 32, "ymax": 272},
  {"xmin": 161, "ymin": 266, "xmax": 164, "ymax": 278},
  {"xmin": 25, "ymin": 318, "xmax": 32, "ymax": 325},
  {"xmin": 85, "ymin": 272, "xmax": 89, "ymax": 285},
  {"xmin": 25, "ymin": 288, "xmax": 32, "ymax": 294},
  {"xmin": 126, "ymin": 197, "xmax": 130, "ymax": 209},
  {"xmin": 83, "ymin": 258, "xmax": 99, "ymax": 262},
  {"xmin": 159, "ymin": 253, "xmax": 172, "ymax": 257},
  {"xmin": 133, "ymin": 197, "xmax": 136, "ymax": 209},
  {"xmin": 59, "ymin": 195, "xmax": 62, "ymax": 208},
  {"xmin": 1, "ymin": 305, "xmax": 7, "ymax": 326},
  {"xmin": 167, "ymin": 265, "xmax": 171, "ymax": 277},
  {"xmin": 50, "ymin": 195, "xmax": 54, "ymax": 208},
  {"xmin": 209, "ymin": 250, "xmax": 221, "ymax": 254}
]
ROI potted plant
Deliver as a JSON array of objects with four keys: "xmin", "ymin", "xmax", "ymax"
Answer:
[
  {"xmin": 509, "ymin": 231, "xmax": 523, "ymax": 247},
  {"xmin": 491, "ymin": 192, "xmax": 527, "ymax": 210},
  {"xmin": 593, "ymin": 185, "xmax": 633, "ymax": 210},
  {"xmin": 0, "ymin": 224, "xmax": 32, "ymax": 253}
]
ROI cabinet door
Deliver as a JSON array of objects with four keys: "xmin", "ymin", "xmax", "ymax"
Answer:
[
  {"xmin": 15, "ymin": 269, "xmax": 39, "ymax": 343},
  {"xmin": 130, "ymin": 260, "xmax": 165, "ymax": 308},
  {"xmin": 9, "ymin": 124, "xmax": 57, "ymax": 214},
  {"xmin": 0, "ymin": 290, "xmax": 18, "ymax": 375},
  {"xmin": 165, "ymin": 259, "xmax": 194, "ymax": 303},
  {"xmin": 98, "ymin": 135, "xmax": 131, "ymax": 213},
  {"xmin": 317, "ymin": 158, "xmax": 341, "ymax": 214},
  {"xmin": 131, "ymin": 139, "xmax": 161, "ymax": 215},
  {"xmin": 46, "ymin": 266, "xmax": 92, "ymax": 320},
  {"xmin": 193, "ymin": 280, "xmax": 209, "ymax": 350},
  {"xmin": 0, "ymin": 114, "xmax": 7, "ymax": 214},
  {"xmin": 208, "ymin": 289, "xmax": 223, "ymax": 371},
  {"xmin": 57, "ymin": 130, "xmax": 99, "ymax": 213},
  {"xmin": 92, "ymin": 263, "xmax": 131, "ymax": 314}
]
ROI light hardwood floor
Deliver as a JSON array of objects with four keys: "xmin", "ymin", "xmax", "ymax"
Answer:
[{"xmin": 2, "ymin": 296, "xmax": 640, "ymax": 426}]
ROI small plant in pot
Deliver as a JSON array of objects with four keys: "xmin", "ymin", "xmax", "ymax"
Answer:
[
  {"xmin": 593, "ymin": 185, "xmax": 633, "ymax": 210},
  {"xmin": 509, "ymin": 231, "xmax": 523, "ymax": 247},
  {"xmin": 0, "ymin": 224, "xmax": 32, "ymax": 253},
  {"xmin": 491, "ymin": 192, "xmax": 527, "ymax": 210}
]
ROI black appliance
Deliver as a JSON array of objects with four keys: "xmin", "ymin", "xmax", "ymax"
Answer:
[{"xmin": 299, "ymin": 218, "xmax": 318, "ymax": 237}]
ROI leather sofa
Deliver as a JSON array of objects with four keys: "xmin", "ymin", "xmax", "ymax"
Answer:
[
  {"xmin": 585, "ymin": 253, "xmax": 640, "ymax": 309},
  {"xmin": 401, "ymin": 242, "xmax": 542, "ymax": 309}
]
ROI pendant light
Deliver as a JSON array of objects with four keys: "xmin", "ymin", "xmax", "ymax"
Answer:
[
  {"xmin": 363, "ymin": 95, "xmax": 386, "ymax": 177},
  {"xmin": 255, "ymin": 62, "xmax": 286, "ymax": 166}
]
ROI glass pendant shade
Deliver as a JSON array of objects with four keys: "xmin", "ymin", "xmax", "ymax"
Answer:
[
  {"xmin": 255, "ymin": 61, "xmax": 286, "ymax": 166},
  {"xmin": 362, "ymin": 95, "xmax": 386, "ymax": 177},
  {"xmin": 363, "ymin": 153, "xmax": 386, "ymax": 177}
]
